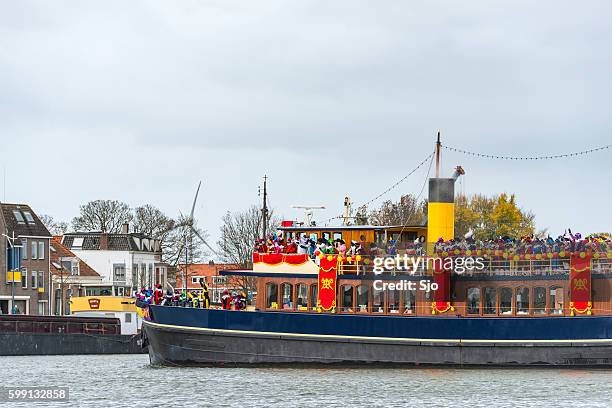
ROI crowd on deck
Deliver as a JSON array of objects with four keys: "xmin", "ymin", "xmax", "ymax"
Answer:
[
  {"xmin": 254, "ymin": 230, "xmax": 611, "ymax": 259},
  {"xmin": 433, "ymin": 230, "xmax": 612, "ymax": 255},
  {"xmin": 255, "ymin": 235, "xmax": 366, "ymax": 258},
  {"xmin": 133, "ymin": 282, "xmax": 248, "ymax": 310}
]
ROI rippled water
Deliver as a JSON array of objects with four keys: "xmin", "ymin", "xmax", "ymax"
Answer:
[{"xmin": 2, "ymin": 354, "xmax": 611, "ymax": 407}]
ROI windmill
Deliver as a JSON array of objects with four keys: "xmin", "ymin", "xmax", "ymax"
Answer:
[{"xmin": 177, "ymin": 181, "xmax": 218, "ymax": 292}]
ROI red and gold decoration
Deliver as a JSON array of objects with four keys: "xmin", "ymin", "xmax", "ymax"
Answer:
[
  {"xmin": 569, "ymin": 252, "xmax": 593, "ymax": 316},
  {"xmin": 252, "ymin": 253, "xmax": 309, "ymax": 265},
  {"xmin": 432, "ymin": 257, "xmax": 454, "ymax": 314},
  {"xmin": 317, "ymin": 255, "xmax": 338, "ymax": 312}
]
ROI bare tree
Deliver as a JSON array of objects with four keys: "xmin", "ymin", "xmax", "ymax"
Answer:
[
  {"xmin": 134, "ymin": 204, "xmax": 197, "ymax": 265},
  {"xmin": 39, "ymin": 214, "xmax": 69, "ymax": 235},
  {"xmin": 368, "ymin": 194, "xmax": 427, "ymax": 226},
  {"xmin": 133, "ymin": 204, "xmax": 175, "ymax": 238},
  {"xmin": 72, "ymin": 200, "xmax": 133, "ymax": 233},
  {"xmin": 354, "ymin": 205, "xmax": 369, "ymax": 225},
  {"xmin": 164, "ymin": 214, "xmax": 209, "ymax": 267},
  {"xmin": 217, "ymin": 205, "xmax": 279, "ymax": 294},
  {"xmin": 217, "ymin": 205, "xmax": 280, "ymax": 268}
]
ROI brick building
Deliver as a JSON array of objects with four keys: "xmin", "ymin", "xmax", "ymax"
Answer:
[
  {"xmin": 0, "ymin": 203, "xmax": 52, "ymax": 315},
  {"xmin": 176, "ymin": 262, "xmax": 241, "ymax": 304}
]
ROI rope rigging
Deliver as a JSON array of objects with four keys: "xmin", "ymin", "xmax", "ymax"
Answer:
[
  {"xmin": 322, "ymin": 151, "xmax": 435, "ymax": 225},
  {"xmin": 442, "ymin": 143, "xmax": 610, "ymax": 161},
  {"xmin": 321, "ymin": 139, "xmax": 609, "ymax": 226},
  {"xmin": 354, "ymin": 151, "xmax": 435, "ymax": 210}
]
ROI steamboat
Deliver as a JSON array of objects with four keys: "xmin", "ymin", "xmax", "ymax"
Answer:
[{"xmin": 142, "ymin": 143, "xmax": 612, "ymax": 367}]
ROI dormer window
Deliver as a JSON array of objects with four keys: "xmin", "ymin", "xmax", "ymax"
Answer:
[
  {"xmin": 23, "ymin": 211, "xmax": 35, "ymax": 225},
  {"xmin": 13, "ymin": 210, "xmax": 25, "ymax": 224},
  {"xmin": 72, "ymin": 237, "xmax": 84, "ymax": 248}
]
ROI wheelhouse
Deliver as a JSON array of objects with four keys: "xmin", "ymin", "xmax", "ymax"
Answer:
[{"xmin": 279, "ymin": 224, "xmax": 428, "ymax": 250}]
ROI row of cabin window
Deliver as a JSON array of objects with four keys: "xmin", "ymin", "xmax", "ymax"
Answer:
[
  {"xmin": 265, "ymin": 283, "xmax": 567, "ymax": 316},
  {"xmin": 17, "ymin": 269, "xmax": 46, "ymax": 290},
  {"xmin": 20, "ymin": 239, "xmax": 46, "ymax": 260},
  {"xmin": 265, "ymin": 283, "xmax": 419, "ymax": 314},
  {"xmin": 466, "ymin": 286, "xmax": 565, "ymax": 315}
]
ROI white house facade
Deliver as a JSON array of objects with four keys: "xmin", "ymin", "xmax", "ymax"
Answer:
[{"xmin": 61, "ymin": 229, "xmax": 168, "ymax": 297}]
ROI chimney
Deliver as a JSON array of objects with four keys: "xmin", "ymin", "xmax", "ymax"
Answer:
[
  {"xmin": 100, "ymin": 233, "xmax": 109, "ymax": 250},
  {"xmin": 122, "ymin": 223, "xmax": 130, "ymax": 234}
]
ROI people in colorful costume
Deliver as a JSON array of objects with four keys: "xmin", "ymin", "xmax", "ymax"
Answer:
[
  {"xmin": 221, "ymin": 290, "xmax": 233, "ymax": 310},
  {"xmin": 200, "ymin": 279, "xmax": 210, "ymax": 309},
  {"xmin": 153, "ymin": 284, "xmax": 163, "ymax": 305}
]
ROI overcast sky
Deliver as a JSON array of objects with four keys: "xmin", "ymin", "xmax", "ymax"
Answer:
[{"xmin": 1, "ymin": 1, "xmax": 610, "ymax": 253}]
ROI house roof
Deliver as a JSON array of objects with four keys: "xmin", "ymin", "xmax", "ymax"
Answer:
[
  {"xmin": 62, "ymin": 232, "xmax": 161, "ymax": 253},
  {"xmin": 50, "ymin": 236, "xmax": 101, "ymax": 277},
  {"xmin": 0, "ymin": 203, "xmax": 51, "ymax": 238},
  {"xmin": 177, "ymin": 263, "xmax": 240, "ymax": 277}
]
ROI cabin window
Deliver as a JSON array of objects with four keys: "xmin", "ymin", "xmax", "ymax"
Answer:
[
  {"xmin": 309, "ymin": 233, "xmax": 318, "ymax": 242},
  {"xmin": 341, "ymin": 285, "xmax": 354, "ymax": 312},
  {"xmin": 387, "ymin": 287, "xmax": 400, "ymax": 313},
  {"xmin": 516, "ymin": 287, "xmax": 530, "ymax": 315},
  {"xmin": 309, "ymin": 284, "xmax": 318, "ymax": 310},
  {"xmin": 483, "ymin": 287, "xmax": 497, "ymax": 315},
  {"xmin": 403, "ymin": 288, "xmax": 416, "ymax": 314},
  {"xmin": 296, "ymin": 284, "xmax": 308, "ymax": 310},
  {"xmin": 281, "ymin": 283, "xmax": 293, "ymax": 309},
  {"xmin": 372, "ymin": 285, "xmax": 384, "ymax": 313},
  {"xmin": 266, "ymin": 283, "xmax": 278, "ymax": 309},
  {"xmin": 322, "ymin": 232, "xmax": 331, "ymax": 241},
  {"xmin": 357, "ymin": 285, "xmax": 369, "ymax": 313},
  {"xmin": 500, "ymin": 287, "xmax": 513, "ymax": 315},
  {"xmin": 333, "ymin": 232, "xmax": 342, "ymax": 241},
  {"xmin": 534, "ymin": 287, "xmax": 546, "ymax": 315},
  {"xmin": 424, "ymin": 287, "xmax": 432, "ymax": 301},
  {"xmin": 550, "ymin": 286, "xmax": 564, "ymax": 315},
  {"xmin": 467, "ymin": 288, "xmax": 480, "ymax": 315},
  {"xmin": 374, "ymin": 231, "xmax": 385, "ymax": 245}
]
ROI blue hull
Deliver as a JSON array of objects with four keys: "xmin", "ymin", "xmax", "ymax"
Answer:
[
  {"xmin": 143, "ymin": 307, "xmax": 612, "ymax": 366},
  {"xmin": 148, "ymin": 306, "xmax": 612, "ymax": 342}
]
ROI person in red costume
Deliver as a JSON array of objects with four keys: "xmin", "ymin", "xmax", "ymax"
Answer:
[
  {"xmin": 221, "ymin": 290, "xmax": 233, "ymax": 310},
  {"xmin": 153, "ymin": 284, "xmax": 164, "ymax": 305},
  {"xmin": 256, "ymin": 239, "xmax": 268, "ymax": 254},
  {"xmin": 286, "ymin": 239, "xmax": 298, "ymax": 254}
]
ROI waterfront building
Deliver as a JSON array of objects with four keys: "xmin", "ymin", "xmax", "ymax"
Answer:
[
  {"xmin": 0, "ymin": 203, "xmax": 52, "ymax": 315},
  {"xmin": 50, "ymin": 236, "xmax": 103, "ymax": 315},
  {"xmin": 175, "ymin": 262, "xmax": 241, "ymax": 304},
  {"xmin": 61, "ymin": 224, "xmax": 169, "ymax": 297}
]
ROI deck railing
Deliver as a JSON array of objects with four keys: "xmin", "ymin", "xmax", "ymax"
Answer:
[{"xmin": 335, "ymin": 255, "xmax": 612, "ymax": 277}]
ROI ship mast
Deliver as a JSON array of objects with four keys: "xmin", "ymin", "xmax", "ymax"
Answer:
[
  {"xmin": 435, "ymin": 131, "xmax": 441, "ymax": 178},
  {"xmin": 261, "ymin": 175, "xmax": 268, "ymax": 239}
]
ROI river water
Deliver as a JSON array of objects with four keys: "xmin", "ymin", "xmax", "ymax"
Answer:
[{"xmin": 1, "ymin": 354, "xmax": 611, "ymax": 407}]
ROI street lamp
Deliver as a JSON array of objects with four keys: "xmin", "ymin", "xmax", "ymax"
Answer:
[
  {"xmin": 59, "ymin": 256, "xmax": 65, "ymax": 315},
  {"xmin": 3, "ymin": 232, "xmax": 23, "ymax": 315}
]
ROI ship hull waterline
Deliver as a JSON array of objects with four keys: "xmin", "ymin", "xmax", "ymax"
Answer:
[{"xmin": 142, "ymin": 309, "xmax": 612, "ymax": 367}]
